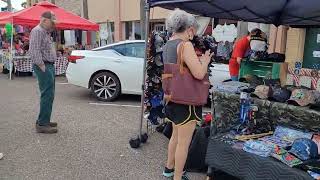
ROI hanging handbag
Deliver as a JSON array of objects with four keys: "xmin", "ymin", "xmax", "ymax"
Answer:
[{"xmin": 162, "ymin": 41, "xmax": 210, "ymax": 106}]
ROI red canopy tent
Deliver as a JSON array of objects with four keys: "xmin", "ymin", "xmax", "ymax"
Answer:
[
  {"xmin": 0, "ymin": 1, "xmax": 99, "ymax": 31},
  {"xmin": 0, "ymin": 12, "xmax": 12, "ymax": 17},
  {"xmin": 1, "ymin": 2, "xmax": 99, "ymax": 80}
]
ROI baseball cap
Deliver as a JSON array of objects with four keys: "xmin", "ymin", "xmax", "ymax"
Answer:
[
  {"xmin": 269, "ymin": 87, "xmax": 291, "ymax": 103},
  {"xmin": 289, "ymin": 138, "xmax": 318, "ymax": 161},
  {"xmin": 287, "ymin": 89, "xmax": 315, "ymax": 106},
  {"xmin": 241, "ymin": 74, "xmax": 264, "ymax": 87},
  {"xmin": 252, "ymin": 85, "xmax": 272, "ymax": 99},
  {"xmin": 310, "ymin": 91, "xmax": 320, "ymax": 110},
  {"xmin": 41, "ymin": 11, "xmax": 57, "ymax": 22}
]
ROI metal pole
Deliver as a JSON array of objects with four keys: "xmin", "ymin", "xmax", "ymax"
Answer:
[
  {"xmin": 7, "ymin": 0, "xmax": 12, "ymax": 12},
  {"xmin": 82, "ymin": 0, "xmax": 89, "ymax": 19},
  {"xmin": 137, "ymin": 0, "xmax": 150, "ymax": 137},
  {"xmin": 9, "ymin": 21, "xmax": 13, "ymax": 80},
  {"xmin": 140, "ymin": 0, "xmax": 146, "ymax": 39}
]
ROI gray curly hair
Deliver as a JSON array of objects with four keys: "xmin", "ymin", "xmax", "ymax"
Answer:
[{"xmin": 166, "ymin": 9, "xmax": 199, "ymax": 33}]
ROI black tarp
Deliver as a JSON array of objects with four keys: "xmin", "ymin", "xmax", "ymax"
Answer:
[{"xmin": 148, "ymin": 0, "xmax": 320, "ymax": 26}]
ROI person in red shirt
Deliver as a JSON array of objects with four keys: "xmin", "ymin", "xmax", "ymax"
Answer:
[{"xmin": 229, "ymin": 28, "xmax": 262, "ymax": 81}]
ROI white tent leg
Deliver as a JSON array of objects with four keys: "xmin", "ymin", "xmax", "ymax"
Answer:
[{"xmin": 9, "ymin": 21, "xmax": 13, "ymax": 80}]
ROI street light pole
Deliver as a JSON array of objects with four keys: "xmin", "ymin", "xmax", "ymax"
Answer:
[
  {"xmin": 140, "ymin": 0, "xmax": 146, "ymax": 39},
  {"xmin": 82, "ymin": 0, "xmax": 89, "ymax": 19},
  {"xmin": 7, "ymin": 0, "xmax": 12, "ymax": 11}
]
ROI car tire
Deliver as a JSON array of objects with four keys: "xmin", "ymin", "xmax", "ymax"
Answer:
[{"xmin": 90, "ymin": 72, "xmax": 121, "ymax": 102}]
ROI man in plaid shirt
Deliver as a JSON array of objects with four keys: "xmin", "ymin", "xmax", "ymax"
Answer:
[{"xmin": 29, "ymin": 11, "xmax": 58, "ymax": 134}]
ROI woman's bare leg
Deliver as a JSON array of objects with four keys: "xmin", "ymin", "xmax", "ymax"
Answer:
[
  {"xmin": 174, "ymin": 121, "xmax": 197, "ymax": 180},
  {"xmin": 166, "ymin": 123, "xmax": 178, "ymax": 169}
]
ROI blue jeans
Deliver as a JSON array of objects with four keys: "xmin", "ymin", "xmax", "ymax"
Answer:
[
  {"xmin": 33, "ymin": 64, "xmax": 55, "ymax": 126},
  {"xmin": 231, "ymin": 76, "xmax": 239, "ymax": 81}
]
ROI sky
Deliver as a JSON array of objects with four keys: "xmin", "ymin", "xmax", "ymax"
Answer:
[
  {"xmin": 13, "ymin": 0, "xmax": 25, "ymax": 10},
  {"xmin": 0, "ymin": 0, "xmax": 25, "ymax": 11}
]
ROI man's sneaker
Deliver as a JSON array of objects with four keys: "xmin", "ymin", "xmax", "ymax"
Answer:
[
  {"xmin": 0, "ymin": 153, "xmax": 3, "ymax": 160},
  {"xmin": 48, "ymin": 122, "xmax": 58, "ymax": 127},
  {"xmin": 163, "ymin": 167, "xmax": 174, "ymax": 178},
  {"xmin": 36, "ymin": 124, "xmax": 58, "ymax": 134},
  {"xmin": 36, "ymin": 122, "xmax": 58, "ymax": 127}
]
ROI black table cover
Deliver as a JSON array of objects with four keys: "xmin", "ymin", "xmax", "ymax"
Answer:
[{"xmin": 206, "ymin": 139, "xmax": 313, "ymax": 180}]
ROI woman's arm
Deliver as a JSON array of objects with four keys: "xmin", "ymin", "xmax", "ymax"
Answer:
[{"xmin": 181, "ymin": 41, "xmax": 211, "ymax": 80}]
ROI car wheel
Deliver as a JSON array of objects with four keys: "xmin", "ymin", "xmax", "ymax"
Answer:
[{"xmin": 90, "ymin": 72, "xmax": 121, "ymax": 101}]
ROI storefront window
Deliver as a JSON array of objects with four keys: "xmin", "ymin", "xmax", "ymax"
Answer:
[
  {"xmin": 123, "ymin": 21, "xmax": 142, "ymax": 40},
  {"xmin": 154, "ymin": 24, "xmax": 165, "ymax": 32},
  {"xmin": 99, "ymin": 22, "xmax": 115, "ymax": 46},
  {"xmin": 125, "ymin": 21, "xmax": 133, "ymax": 40},
  {"xmin": 134, "ymin": 22, "xmax": 142, "ymax": 40}
]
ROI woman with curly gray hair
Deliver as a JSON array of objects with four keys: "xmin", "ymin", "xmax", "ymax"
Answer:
[{"xmin": 162, "ymin": 9, "xmax": 213, "ymax": 180}]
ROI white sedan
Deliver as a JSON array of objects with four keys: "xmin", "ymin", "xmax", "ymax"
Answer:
[{"xmin": 66, "ymin": 40, "xmax": 230, "ymax": 101}]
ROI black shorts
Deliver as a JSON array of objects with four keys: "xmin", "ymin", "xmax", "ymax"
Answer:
[{"xmin": 165, "ymin": 102, "xmax": 202, "ymax": 126}]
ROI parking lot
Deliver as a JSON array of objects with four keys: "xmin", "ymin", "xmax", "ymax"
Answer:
[{"xmin": 0, "ymin": 74, "xmax": 205, "ymax": 180}]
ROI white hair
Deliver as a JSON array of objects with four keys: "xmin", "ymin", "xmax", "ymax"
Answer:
[{"xmin": 166, "ymin": 9, "xmax": 199, "ymax": 33}]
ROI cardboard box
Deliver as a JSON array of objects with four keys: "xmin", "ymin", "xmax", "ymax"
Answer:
[
  {"xmin": 268, "ymin": 25, "xmax": 288, "ymax": 54},
  {"xmin": 275, "ymin": 26, "xmax": 289, "ymax": 54},
  {"xmin": 285, "ymin": 28, "xmax": 306, "ymax": 67},
  {"xmin": 268, "ymin": 25, "xmax": 277, "ymax": 53}
]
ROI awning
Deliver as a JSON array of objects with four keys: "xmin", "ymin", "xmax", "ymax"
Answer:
[{"xmin": 148, "ymin": 0, "xmax": 320, "ymax": 26}]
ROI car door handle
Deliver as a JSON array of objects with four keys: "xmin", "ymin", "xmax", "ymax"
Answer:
[{"xmin": 113, "ymin": 59, "xmax": 121, "ymax": 63}]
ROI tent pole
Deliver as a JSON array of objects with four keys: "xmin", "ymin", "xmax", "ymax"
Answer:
[
  {"xmin": 138, "ymin": 0, "xmax": 150, "ymax": 137},
  {"xmin": 9, "ymin": 21, "xmax": 13, "ymax": 80}
]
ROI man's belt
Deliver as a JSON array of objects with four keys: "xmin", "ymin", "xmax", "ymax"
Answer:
[{"xmin": 44, "ymin": 61, "xmax": 54, "ymax": 65}]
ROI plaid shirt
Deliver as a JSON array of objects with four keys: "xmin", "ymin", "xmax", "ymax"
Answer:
[{"xmin": 29, "ymin": 25, "xmax": 56, "ymax": 66}]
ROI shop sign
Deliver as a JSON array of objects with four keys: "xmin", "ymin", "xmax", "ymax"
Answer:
[
  {"xmin": 313, "ymin": 51, "xmax": 320, "ymax": 58},
  {"xmin": 99, "ymin": 23, "xmax": 109, "ymax": 40},
  {"xmin": 317, "ymin": 34, "xmax": 320, "ymax": 43}
]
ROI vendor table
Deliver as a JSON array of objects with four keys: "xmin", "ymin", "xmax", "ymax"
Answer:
[
  {"xmin": 14, "ymin": 56, "xmax": 32, "ymax": 72},
  {"xmin": 212, "ymin": 91, "xmax": 320, "ymax": 132},
  {"xmin": 205, "ymin": 91, "xmax": 320, "ymax": 180},
  {"xmin": 2, "ymin": 55, "xmax": 68, "ymax": 76},
  {"xmin": 206, "ymin": 140, "xmax": 313, "ymax": 180}
]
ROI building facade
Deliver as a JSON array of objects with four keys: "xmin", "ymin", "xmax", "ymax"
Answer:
[
  {"xmin": 87, "ymin": 0, "xmax": 171, "ymax": 42},
  {"xmin": 27, "ymin": 0, "xmax": 169, "ymax": 43},
  {"xmin": 27, "ymin": 0, "xmax": 82, "ymax": 16}
]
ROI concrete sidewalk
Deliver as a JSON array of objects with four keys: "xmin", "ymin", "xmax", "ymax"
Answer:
[{"xmin": 0, "ymin": 75, "xmax": 205, "ymax": 180}]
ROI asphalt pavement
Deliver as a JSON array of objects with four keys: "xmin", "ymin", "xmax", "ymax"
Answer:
[{"xmin": 0, "ymin": 74, "xmax": 205, "ymax": 180}]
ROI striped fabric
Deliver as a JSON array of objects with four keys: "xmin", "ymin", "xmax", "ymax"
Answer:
[{"xmin": 29, "ymin": 25, "xmax": 57, "ymax": 66}]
